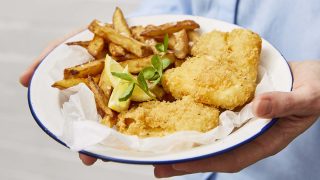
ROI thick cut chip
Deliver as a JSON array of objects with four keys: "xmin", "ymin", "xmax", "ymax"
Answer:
[
  {"xmin": 119, "ymin": 56, "xmax": 153, "ymax": 74},
  {"xmin": 187, "ymin": 30, "xmax": 200, "ymax": 47},
  {"xmin": 112, "ymin": 7, "xmax": 131, "ymax": 37},
  {"xmin": 168, "ymin": 35, "xmax": 176, "ymax": 50},
  {"xmin": 173, "ymin": 29, "xmax": 189, "ymax": 59},
  {"xmin": 66, "ymin": 41, "xmax": 90, "ymax": 48},
  {"xmin": 87, "ymin": 76, "xmax": 114, "ymax": 117},
  {"xmin": 52, "ymin": 76, "xmax": 99, "ymax": 90},
  {"xmin": 110, "ymin": 7, "xmax": 131, "ymax": 58},
  {"xmin": 63, "ymin": 59, "xmax": 104, "ymax": 79},
  {"xmin": 88, "ymin": 35, "xmax": 105, "ymax": 58},
  {"xmin": 109, "ymin": 43, "xmax": 126, "ymax": 57},
  {"xmin": 112, "ymin": 53, "xmax": 138, "ymax": 62},
  {"xmin": 99, "ymin": 58, "xmax": 113, "ymax": 98},
  {"xmin": 141, "ymin": 20, "xmax": 200, "ymax": 37},
  {"xmin": 131, "ymin": 26, "xmax": 147, "ymax": 42},
  {"xmin": 88, "ymin": 20, "xmax": 151, "ymax": 57}
]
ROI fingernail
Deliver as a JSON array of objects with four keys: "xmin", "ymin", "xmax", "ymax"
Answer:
[{"xmin": 258, "ymin": 99, "xmax": 272, "ymax": 117}]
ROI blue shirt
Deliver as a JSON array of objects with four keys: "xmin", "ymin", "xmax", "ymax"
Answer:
[{"xmin": 131, "ymin": 0, "xmax": 320, "ymax": 180}]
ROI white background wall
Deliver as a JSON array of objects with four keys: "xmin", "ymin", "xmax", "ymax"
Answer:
[{"xmin": 0, "ymin": 0, "xmax": 166, "ymax": 179}]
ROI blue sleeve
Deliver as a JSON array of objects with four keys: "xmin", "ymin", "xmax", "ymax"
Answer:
[{"xmin": 129, "ymin": 0, "xmax": 193, "ymax": 17}]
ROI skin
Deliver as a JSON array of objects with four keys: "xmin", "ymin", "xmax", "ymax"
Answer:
[{"xmin": 20, "ymin": 34, "xmax": 320, "ymax": 178}]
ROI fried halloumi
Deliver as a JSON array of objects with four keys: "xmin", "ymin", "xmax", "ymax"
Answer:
[
  {"xmin": 117, "ymin": 97, "xmax": 219, "ymax": 137},
  {"xmin": 162, "ymin": 29, "xmax": 262, "ymax": 110}
]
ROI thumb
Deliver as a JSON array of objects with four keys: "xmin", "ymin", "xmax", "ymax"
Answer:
[{"xmin": 252, "ymin": 90, "xmax": 307, "ymax": 118}]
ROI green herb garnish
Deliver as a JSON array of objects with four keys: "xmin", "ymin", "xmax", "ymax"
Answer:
[
  {"xmin": 111, "ymin": 72, "xmax": 134, "ymax": 81},
  {"xmin": 155, "ymin": 34, "xmax": 169, "ymax": 53},
  {"xmin": 112, "ymin": 33, "xmax": 171, "ymax": 101}
]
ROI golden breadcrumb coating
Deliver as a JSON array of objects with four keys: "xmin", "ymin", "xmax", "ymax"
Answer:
[
  {"xmin": 117, "ymin": 97, "xmax": 219, "ymax": 137},
  {"xmin": 162, "ymin": 29, "xmax": 262, "ymax": 110}
]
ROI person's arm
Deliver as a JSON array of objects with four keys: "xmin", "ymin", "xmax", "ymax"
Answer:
[
  {"xmin": 19, "ymin": 27, "xmax": 101, "ymax": 166},
  {"xmin": 20, "ymin": 28, "xmax": 86, "ymax": 87},
  {"xmin": 154, "ymin": 61, "xmax": 320, "ymax": 178}
]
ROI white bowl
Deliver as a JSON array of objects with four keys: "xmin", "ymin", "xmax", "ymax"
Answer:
[{"xmin": 28, "ymin": 15, "xmax": 293, "ymax": 164}]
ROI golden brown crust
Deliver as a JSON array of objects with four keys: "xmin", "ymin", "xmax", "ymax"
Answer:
[
  {"xmin": 87, "ymin": 35, "xmax": 105, "ymax": 58},
  {"xmin": 88, "ymin": 20, "xmax": 152, "ymax": 57},
  {"xmin": 162, "ymin": 29, "xmax": 262, "ymax": 110},
  {"xmin": 141, "ymin": 20, "xmax": 200, "ymax": 37},
  {"xmin": 87, "ymin": 77, "xmax": 114, "ymax": 118},
  {"xmin": 112, "ymin": 7, "xmax": 131, "ymax": 37},
  {"xmin": 173, "ymin": 29, "xmax": 189, "ymax": 59},
  {"xmin": 63, "ymin": 59, "xmax": 104, "ymax": 79},
  {"xmin": 117, "ymin": 97, "xmax": 219, "ymax": 137}
]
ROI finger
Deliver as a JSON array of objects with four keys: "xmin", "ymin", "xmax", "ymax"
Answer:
[
  {"xmin": 154, "ymin": 164, "xmax": 189, "ymax": 178},
  {"xmin": 172, "ymin": 121, "xmax": 290, "ymax": 173},
  {"xmin": 20, "ymin": 27, "xmax": 86, "ymax": 87},
  {"xmin": 79, "ymin": 153, "xmax": 97, "ymax": 166},
  {"xmin": 252, "ymin": 90, "xmax": 309, "ymax": 118},
  {"xmin": 20, "ymin": 59, "xmax": 42, "ymax": 87}
]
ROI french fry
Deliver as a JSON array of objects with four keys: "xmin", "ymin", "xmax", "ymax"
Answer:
[
  {"xmin": 109, "ymin": 43, "xmax": 126, "ymax": 57},
  {"xmin": 119, "ymin": 56, "xmax": 153, "ymax": 74},
  {"xmin": 95, "ymin": 48, "xmax": 108, "ymax": 59},
  {"xmin": 66, "ymin": 41, "xmax": 90, "ymax": 48},
  {"xmin": 88, "ymin": 20, "xmax": 151, "ymax": 57},
  {"xmin": 112, "ymin": 53, "xmax": 138, "ymax": 62},
  {"xmin": 150, "ymin": 85, "xmax": 166, "ymax": 100},
  {"xmin": 141, "ymin": 20, "xmax": 200, "ymax": 37},
  {"xmin": 64, "ymin": 59, "xmax": 104, "ymax": 79},
  {"xmin": 120, "ymin": 53, "xmax": 176, "ymax": 74},
  {"xmin": 105, "ymin": 23, "xmax": 113, "ymax": 28},
  {"xmin": 173, "ymin": 29, "xmax": 189, "ymax": 59},
  {"xmin": 99, "ymin": 62, "xmax": 113, "ymax": 98},
  {"xmin": 187, "ymin": 30, "xmax": 200, "ymax": 44},
  {"xmin": 52, "ymin": 78, "xmax": 87, "ymax": 90},
  {"xmin": 131, "ymin": 26, "xmax": 147, "ymax": 42},
  {"xmin": 144, "ymin": 38, "xmax": 158, "ymax": 54},
  {"xmin": 113, "ymin": 7, "xmax": 131, "ymax": 37},
  {"xmin": 87, "ymin": 76, "xmax": 114, "ymax": 118},
  {"xmin": 110, "ymin": 7, "xmax": 132, "ymax": 59},
  {"xmin": 88, "ymin": 35, "xmax": 105, "ymax": 58},
  {"xmin": 174, "ymin": 59, "xmax": 185, "ymax": 67},
  {"xmin": 51, "ymin": 76, "xmax": 100, "ymax": 90},
  {"xmin": 168, "ymin": 35, "xmax": 176, "ymax": 50}
]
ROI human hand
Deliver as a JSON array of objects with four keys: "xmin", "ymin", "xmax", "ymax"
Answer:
[
  {"xmin": 19, "ymin": 28, "xmax": 85, "ymax": 87},
  {"xmin": 19, "ymin": 28, "xmax": 98, "ymax": 165},
  {"xmin": 154, "ymin": 61, "xmax": 320, "ymax": 178}
]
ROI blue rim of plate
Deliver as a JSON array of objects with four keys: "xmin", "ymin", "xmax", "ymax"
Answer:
[{"xmin": 28, "ymin": 18, "xmax": 294, "ymax": 165}]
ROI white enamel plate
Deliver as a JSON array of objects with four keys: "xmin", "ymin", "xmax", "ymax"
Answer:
[{"xmin": 28, "ymin": 15, "xmax": 293, "ymax": 164}]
